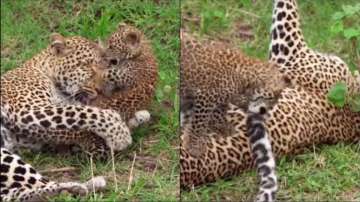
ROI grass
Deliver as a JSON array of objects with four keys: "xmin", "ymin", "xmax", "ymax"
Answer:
[
  {"xmin": 1, "ymin": 0, "xmax": 179, "ymax": 201},
  {"xmin": 181, "ymin": 0, "xmax": 360, "ymax": 201}
]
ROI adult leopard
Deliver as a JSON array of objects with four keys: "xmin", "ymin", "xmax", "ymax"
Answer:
[
  {"xmin": 180, "ymin": 87, "xmax": 359, "ymax": 190},
  {"xmin": 180, "ymin": 32, "xmax": 287, "ymax": 201},
  {"xmin": 0, "ymin": 33, "xmax": 132, "ymax": 154},
  {"xmin": 2, "ymin": 24, "xmax": 157, "ymax": 159},
  {"xmin": 0, "ymin": 26, "xmax": 157, "ymax": 201},
  {"xmin": 58, "ymin": 23, "xmax": 158, "ymax": 158}
]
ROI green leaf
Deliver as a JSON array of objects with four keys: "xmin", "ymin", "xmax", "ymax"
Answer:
[
  {"xmin": 213, "ymin": 10, "xmax": 225, "ymax": 18},
  {"xmin": 349, "ymin": 94, "xmax": 360, "ymax": 112},
  {"xmin": 330, "ymin": 21, "xmax": 343, "ymax": 34},
  {"xmin": 327, "ymin": 82, "xmax": 347, "ymax": 108},
  {"xmin": 343, "ymin": 28, "xmax": 360, "ymax": 39},
  {"xmin": 332, "ymin": 12, "xmax": 345, "ymax": 20},
  {"xmin": 342, "ymin": 4, "xmax": 360, "ymax": 16}
]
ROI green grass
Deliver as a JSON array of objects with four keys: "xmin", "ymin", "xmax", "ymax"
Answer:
[
  {"xmin": 1, "ymin": 0, "xmax": 179, "ymax": 201},
  {"xmin": 181, "ymin": 0, "xmax": 360, "ymax": 201}
]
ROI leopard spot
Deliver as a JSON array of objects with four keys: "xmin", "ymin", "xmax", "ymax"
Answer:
[
  {"xmin": 3, "ymin": 156, "xmax": 14, "ymax": 163},
  {"xmin": 40, "ymin": 120, "xmax": 51, "ymax": 128}
]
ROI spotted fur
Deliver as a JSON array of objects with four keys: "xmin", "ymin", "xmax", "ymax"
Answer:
[
  {"xmin": 180, "ymin": 0, "xmax": 360, "ymax": 196},
  {"xmin": 0, "ymin": 34, "xmax": 132, "ymax": 155},
  {"xmin": 90, "ymin": 23, "xmax": 158, "ymax": 122},
  {"xmin": 180, "ymin": 32, "xmax": 291, "ymax": 152},
  {"xmin": 0, "ymin": 148, "xmax": 106, "ymax": 201},
  {"xmin": 246, "ymin": 104, "xmax": 277, "ymax": 202},
  {"xmin": 180, "ymin": 88, "xmax": 359, "ymax": 187},
  {"xmin": 180, "ymin": 32, "xmax": 285, "ymax": 201},
  {"xmin": 62, "ymin": 23, "xmax": 157, "ymax": 159},
  {"xmin": 269, "ymin": 0, "xmax": 358, "ymax": 95}
]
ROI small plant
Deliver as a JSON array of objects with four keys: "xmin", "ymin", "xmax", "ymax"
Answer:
[
  {"xmin": 327, "ymin": 74, "xmax": 360, "ymax": 112},
  {"xmin": 328, "ymin": 3, "xmax": 360, "ymax": 112},
  {"xmin": 331, "ymin": 3, "xmax": 360, "ymax": 40},
  {"xmin": 327, "ymin": 82, "xmax": 348, "ymax": 108},
  {"xmin": 330, "ymin": 3, "xmax": 360, "ymax": 72}
]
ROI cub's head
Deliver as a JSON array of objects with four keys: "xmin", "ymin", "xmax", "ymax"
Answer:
[
  {"xmin": 231, "ymin": 63, "xmax": 293, "ymax": 115},
  {"xmin": 95, "ymin": 23, "xmax": 146, "ymax": 96},
  {"xmin": 105, "ymin": 23, "xmax": 143, "ymax": 64},
  {"xmin": 247, "ymin": 63, "xmax": 293, "ymax": 114}
]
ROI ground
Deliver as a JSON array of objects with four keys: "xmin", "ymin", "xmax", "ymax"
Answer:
[
  {"xmin": 1, "ymin": 0, "xmax": 179, "ymax": 201},
  {"xmin": 181, "ymin": 0, "xmax": 360, "ymax": 201}
]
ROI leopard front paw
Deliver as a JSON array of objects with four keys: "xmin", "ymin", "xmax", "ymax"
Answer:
[{"xmin": 128, "ymin": 110, "xmax": 151, "ymax": 129}]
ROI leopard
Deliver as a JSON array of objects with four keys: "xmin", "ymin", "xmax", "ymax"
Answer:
[
  {"xmin": 180, "ymin": 31, "xmax": 292, "ymax": 154},
  {"xmin": 180, "ymin": 0, "xmax": 360, "ymax": 200},
  {"xmin": 90, "ymin": 23, "xmax": 158, "ymax": 123},
  {"xmin": 0, "ymin": 33, "xmax": 133, "ymax": 155},
  {"xmin": 180, "ymin": 86, "xmax": 359, "ymax": 197},
  {"xmin": 0, "ymin": 30, "xmax": 154, "ymax": 200},
  {"xmin": 52, "ymin": 23, "xmax": 158, "ymax": 158},
  {"xmin": 0, "ymin": 147, "xmax": 106, "ymax": 201},
  {"xmin": 180, "ymin": 32, "xmax": 287, "ymax": 201},
  {"xmin": 269, "ymin": 0, "xmax": 359, "ymax": 95},
  {"xmin": 181, "ymin": 99, "xmax": 279, "ymax": 201}
]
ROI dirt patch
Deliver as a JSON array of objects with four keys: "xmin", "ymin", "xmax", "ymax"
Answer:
[
  {"xmin": 231, "ymin": 20, "xmax": 254, "ymax": 41},
  {"xmin": 339, "ymin": 187, "xmax": 360, "ymax": 201}
]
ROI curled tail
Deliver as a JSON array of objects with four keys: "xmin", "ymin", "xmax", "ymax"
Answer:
[{"xmin": 246, "ymin": 104, "xmax": 278, "ymax": 202}]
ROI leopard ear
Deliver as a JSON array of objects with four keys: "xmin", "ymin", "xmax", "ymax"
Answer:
[
  {"xmin": 125, "ymin": 31, "xmax": 141, "ymax": 47},
  {"xmin": 50, "ymin": 33, "xmax": 66, "ymax": 56},
  {"xmin": 125, "ymin": 31, "xmax": 142, "ymax": 57}
]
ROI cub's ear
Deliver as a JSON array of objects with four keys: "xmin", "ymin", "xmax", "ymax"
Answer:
[
  {"xmin": 125, "ymin": 31, "xmax": 141, "ymax": 47},
  {"xmin": 125, "ymin": 30, "xmax": 142, "ymax": 57},
  {"xmin": 50, "ymin": 33, "xmax": 66, "ymax": 56}
]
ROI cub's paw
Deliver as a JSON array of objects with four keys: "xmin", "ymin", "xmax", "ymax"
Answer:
[
  {"xmin": 135, "ymin": 110, "xmax": 151, "ymax": 124},
  {"xmin": 84, "ymin": 176, "xmax": 107, "ymax": 192},
  {"xmin": 128, "ymin": 110, "xmax": 151, "ymax": 129}
]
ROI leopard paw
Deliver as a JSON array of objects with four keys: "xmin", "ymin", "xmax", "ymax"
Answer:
[{"xmin": 128, "ymin": 110, "xmax": 151, "ymax": 129}]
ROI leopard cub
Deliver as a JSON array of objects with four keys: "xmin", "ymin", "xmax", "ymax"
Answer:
[{"xmin": 180, "ymin": 31, "xmax": 291, "ymax": 137}]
